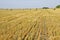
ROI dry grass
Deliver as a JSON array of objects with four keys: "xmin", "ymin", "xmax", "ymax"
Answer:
[{"xmin": 0, "ymin": 9, "xmax": 60, "ymax": 40}]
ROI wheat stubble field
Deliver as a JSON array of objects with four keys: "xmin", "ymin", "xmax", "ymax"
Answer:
[{"xmin": 0, "ymin": 9, "xmax": 60, "ymax": 40}]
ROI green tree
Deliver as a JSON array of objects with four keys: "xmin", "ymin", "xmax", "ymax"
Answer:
[{"xmin": 56, "ymin": 5, "xmax": 60, "ymax": 8}]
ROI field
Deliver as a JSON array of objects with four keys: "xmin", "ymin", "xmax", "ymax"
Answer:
[{"xmin": 0, "ymin": 8, "xmax": 60, "ymax": 40}]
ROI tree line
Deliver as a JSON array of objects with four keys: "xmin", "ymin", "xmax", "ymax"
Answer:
[{"xmin": 42, "ymin": 5, "xmax": 60, "ymax": 9}]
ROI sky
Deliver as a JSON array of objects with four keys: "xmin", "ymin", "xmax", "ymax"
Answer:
[{"xmin": 0, "ymin": 0, "xmax": 60, "ymax": 8}]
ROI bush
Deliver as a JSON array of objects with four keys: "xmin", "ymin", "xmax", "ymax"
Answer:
[
  {"xmin": 53, "ymin": 8, "xmax": 56, "ymax": 10},
  {"xmin": 42, "ymin": 7, "xmax": 49, "ymax": 9},
  {"xmin": 10, "ymin": 9, "xmax": 13, "ymax": 11}
]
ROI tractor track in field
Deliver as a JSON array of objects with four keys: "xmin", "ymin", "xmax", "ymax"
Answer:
[
  {"xmin": 22, "ymin": 19, "xmax": 38, "ymax": 40},
  {"xmin": 22, "ymin": 16, "xmax": 41, "ymax": 40}
]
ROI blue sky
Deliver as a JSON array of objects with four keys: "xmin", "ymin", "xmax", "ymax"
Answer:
[{"xmin": 0, "ymin": 0, "xmax": 60, "ymax": 8}]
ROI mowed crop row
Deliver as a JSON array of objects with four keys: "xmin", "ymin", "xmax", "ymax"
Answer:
[{"xmin": 0, "ymin": 9, "xmax": 60, "ymax": 40}]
